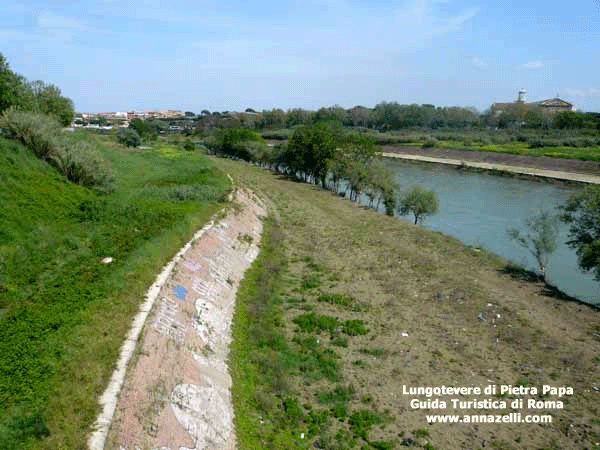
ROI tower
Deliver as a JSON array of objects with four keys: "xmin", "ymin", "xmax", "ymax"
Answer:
[{"xmin": 517, "ymin": 89, "xmax": 527, "ymax": 103}]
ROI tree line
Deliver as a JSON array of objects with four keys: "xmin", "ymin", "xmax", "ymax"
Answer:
[
  {"xmin": 0, "ymin": 53, "xmax": 75, "ymax": 127},
  {"xmin": 206, "ymin": 123, "xmax": 600, "ymax": 293},
  {"xmin": 192, "ymin": 103, "xmax": 600, "ymax": 133},
  {"xmin": 207, "ymin": 122, "xmax": 439, "ymax": 224}
]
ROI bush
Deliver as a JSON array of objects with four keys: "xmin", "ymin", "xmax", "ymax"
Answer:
[
  {"xmin": 0, "ymin": 107, "xmax": 62, "ymax": 159},
  {"xmin": 117, "ymin": 128, "xmax": 141, "ymax": 147},
  {"xmin": 0, "ymin": 108, "xmax": 114, "ymax": 191},
  {"xmin": 53, "ymin": 140, "xmax": 114, "ymax": 192},
  {"xmin": 182, "ymin": 139, "xmax": 195, "ymax": 151},
  {"xmin": 342, "ymin": 319, "xmax": 368, "ymax": 336},
  {"xmin": 422, "ymin": 137, "xmax": 438, "ymax": 148}
]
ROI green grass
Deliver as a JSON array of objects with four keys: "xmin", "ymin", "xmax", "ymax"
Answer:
[
  {"xmin": 0, "ymin": 134, "xmax": 230, "ymax": 449},
  {"xmin": 368, "ymin": 128, "xmax": 600, "ymax": 161}
]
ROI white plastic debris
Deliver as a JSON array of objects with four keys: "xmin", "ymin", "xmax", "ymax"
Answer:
[
  {"xmin": 400, "ymin": 332, "xmax": 409, "ymax": 337},
  {"xmin": 102, "ymin": 257, "xmax": 113, "ymax": 264},
  {"xmin": 300, "ymin": 433, "xmax": 305, "ymax": 439}
]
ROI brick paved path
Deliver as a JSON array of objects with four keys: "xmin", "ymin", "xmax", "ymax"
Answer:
[{"xmin": 95, "ymin": 189, "xmax": 265, "ymax": 450}]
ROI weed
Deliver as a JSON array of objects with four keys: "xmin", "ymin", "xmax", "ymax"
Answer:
[
  {"xmin": 317, "ymin": 384, "xmax": 356, "ymax": 404},
  {"xmin": 352, "ymin": 360, "xmax": 371, "ymax": 368},
  {"xmin": 342, "ymin": 320, "xmax": 368, "ymax": 336},
  {"xmin": 371, "ymin": 440, "xmax": 397, "ymax": 450},
  {"xmin": 414, "ymin": 428, "xmax": 429, "ymax": 438},
  {"xmin": 293, "ymin": 313, "xmax": 339, "ymax": 334},
  {"xmin": 302, "ymin": 274, "xmax": 321, "ymax": 290},
  {"xmin": 238, "ymin": 233, "xmax": 254, "ymax": 244},
  {"xmin": 358, "ymin": 348, "xmax": 386, "ymax": 358},
  {"xmin": 331, "ymin": 336, "xmax": 349, "ymax": 348},
  {"xmin": 318, "ymin": 293, "xmax": 366, "ymax": 311},
  {"xmin": 283, "ymin": 397, "xmax": 304, "ymax": 425},
  {"xmin": 349, "ymin": 410, "xmax": 382, "ymax": 440},
  {"xmin": 303, "ymin": 255, "xmax": 325, "ymax": 272}
]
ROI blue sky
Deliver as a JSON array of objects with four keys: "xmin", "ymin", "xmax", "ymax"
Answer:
[{"xmin": 2, "ymin": 0, "xmax": 599, "ymax": 113}]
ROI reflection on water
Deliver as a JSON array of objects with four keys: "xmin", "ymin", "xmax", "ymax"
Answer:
[{"xmin": 378, "ymin": 158, "xmax": 599, "ymax": 305}]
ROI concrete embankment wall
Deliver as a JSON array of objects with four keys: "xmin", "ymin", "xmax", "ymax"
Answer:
[{"xmin": 381, "ymin": 152, "xmax": 600, "ymax": 185}]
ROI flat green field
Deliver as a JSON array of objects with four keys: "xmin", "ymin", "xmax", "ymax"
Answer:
[
  {"xmin": 0, "ymin": 133, "xmax": 230, "ymax": 449},
  {"xmin": 220, "ymin": 157, "xmax": 600, "ymax": 450}
]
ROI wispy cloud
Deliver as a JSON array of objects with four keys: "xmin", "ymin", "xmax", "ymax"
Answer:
[
  {"xmin": 471, "ymin": 57, "xmax": 488, "ymax": 70},
  {"xmin": 564, "ymin": 87, "xmax": 600, "ymax": 97},
  {"xmin": 522, "ymin": 60, "xmax": 544, "ymax": 70}
]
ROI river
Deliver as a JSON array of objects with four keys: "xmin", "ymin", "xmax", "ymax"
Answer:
[{"xmin": 375, "ymin": 158, "xmax": 599, "ymax": 305}]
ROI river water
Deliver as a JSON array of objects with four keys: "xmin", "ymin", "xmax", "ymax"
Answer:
[{"xmin": 376, "ymin": 158, "xmax": 599, "ymax": 305}]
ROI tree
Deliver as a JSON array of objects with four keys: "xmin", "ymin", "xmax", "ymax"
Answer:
[
  {"xmin": 29, "ymin": 80, "xmax": 75, "ymax": 126},
  {"xmin": 129, "ymin": 118, "xmax": 157, "ymax": 141},
  {"xmin": 0, "ymin": 54, "xmax": 35, "ymax": 113},
  {"xmin": 397, "ymin": 186, "xmax": 439, "ymax": 224},
  {"xmin": 117, "ymin": 128, "xmax": 141, "ymax": 147},
  {"xmin": 0, "ymin": 54, "xmax": 74, "ymax": 125},
  {"xmin": 285, "ymin": 124, "xmax": 337, "ymax": 186},
  {"xmin": 560, "ymin": 186, "xmax": 600, "ymax": 281},
  {"xmin": 507, "ymin": 210, "xmax": 560, "ymax": 281}
]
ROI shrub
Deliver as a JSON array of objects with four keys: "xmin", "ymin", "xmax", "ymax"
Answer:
[
  {"xmin": 349, "ymin": 410, "xmax": 381, "ymax": 440},
  {"xmin": 117, "ymin": 128, "xmax": 141, "ymax": 147},
  {"xmin": 422, "ymin": 137, "xmax": 438, "ymax": 148},
  {"xmin": 342, "ymin": 319, "xmax": 368, "ymax": 336},
  {"xmin": 0, "ymin": 108, "xmax": 114, "ymax": 191},
  {"xmin": 0, "ymin": 107, "xmax": 62, "ymax": 159},
  {"xmin": 293, "ymin": 313, "xmax": 340, "ymax": 334},
  {"xmin": 52, "ymin": 140, "xmax": 114, "ymax": 192},
  {"xmin": 182, "ymin": 139, "xmax": 195, "ymax": 151}
]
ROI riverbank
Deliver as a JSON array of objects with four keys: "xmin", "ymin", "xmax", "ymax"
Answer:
[
  {"xmin": 381, "ymin": 146, "xmax": 600, "ymax": 184},
  {"xmin": 215, "ymin": 157, "xmax": 600, "ymax": 450}
]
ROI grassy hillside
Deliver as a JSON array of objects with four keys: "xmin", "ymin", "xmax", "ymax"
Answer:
[
  {"xmin": 0, "ymin": 133, "xmax": 230, "ymax": 449},
  {"xmin": 220, "ymin": 158, "xmax": 600, "ymax": 450}
]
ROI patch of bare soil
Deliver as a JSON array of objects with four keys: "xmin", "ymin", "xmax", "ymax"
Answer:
[
  {"xmin": 217, "ymin": 159, "xmax": 600, "ymax": 450},
  {"xmin": 382, "ymin": 146, "xmax": 600, "ymax": 176},
  {"xmin": 103, "ymin": 189, "xmax": 265, "ymax": 450}
]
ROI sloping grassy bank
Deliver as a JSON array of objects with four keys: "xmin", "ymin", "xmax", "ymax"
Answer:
[
  {"xmin": 221, "ymin": 158, "xmax": 600, "ymax": 450},
  {"xmin": 0, "ymin": 133, "xmax": 230, "ymax": 449}
]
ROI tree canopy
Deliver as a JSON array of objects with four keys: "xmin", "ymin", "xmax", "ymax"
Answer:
[
  {"xmin": 0, "ymin": 53, "xmax": 75, "ymax": 126},
  {"xmin": 397, "ymin": 186, "xmax": 439, "ymax": 224},
  {"xmin": 507, "ymin": 210, "xmax": 560, "ymax": 280},
  {"xmin": 561, "ymin": 186, "xmax": 600, "ymax": 281}
]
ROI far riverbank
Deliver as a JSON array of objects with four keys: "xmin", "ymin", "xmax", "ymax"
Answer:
[{"xmin": 381, "ymin": 146, "xmax": 600, "ymax": 184}]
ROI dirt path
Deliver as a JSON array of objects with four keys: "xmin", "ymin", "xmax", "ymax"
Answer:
[
  {"xmin": 90, "ymin": 188, "xmax": 265, "ymax": 450},
  {"xmin": 382, "ymin": 146, "xmax": 600, "ymax": 183}
]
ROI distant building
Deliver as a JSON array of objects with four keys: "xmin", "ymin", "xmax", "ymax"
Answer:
[{"xmin": 491, "ymin": 90, "xmax": 574, "ymax": 117}]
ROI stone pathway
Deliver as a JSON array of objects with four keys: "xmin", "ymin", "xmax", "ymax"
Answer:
[
  {"xmin": 90, "ymin": 188, "xmax": 265, "ymax": 450},
  {"xmin": 381, "ymin": 152, "xmax": 600, "ymax": 184}
]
